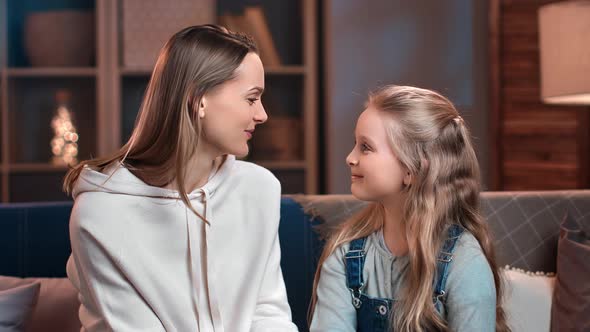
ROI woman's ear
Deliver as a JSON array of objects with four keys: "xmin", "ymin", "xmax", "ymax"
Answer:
[{"xmin": 198, "ymin": 97, "xmax": 207, "ymax": 119}]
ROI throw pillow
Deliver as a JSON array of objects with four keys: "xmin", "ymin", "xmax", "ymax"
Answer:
[
  {"xmin": 0, "ymin": 280, "xmax": 40, "ymax": 332},
  {"xmin": 0, "ymin": 276, "xmax": 80, "ymax": 332},
  {"xmin": 502, "ymin": 267, "xmax": 555, "ymax": 332},
  {"xmin": 551, "ymin": 213, "xmax": 590, "ymax": 331}
]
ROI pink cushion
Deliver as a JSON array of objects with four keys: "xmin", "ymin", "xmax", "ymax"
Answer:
[
  {"xmin": 551, "ymin": 213, "xmax": 590, "ymax": 331},
  {"xmin": 0, "ymin": 276, "xmax": 80, "ymax": 332}
]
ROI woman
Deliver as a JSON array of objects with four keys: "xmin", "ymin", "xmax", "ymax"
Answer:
[{"xmin": 64, "ymin": 25, "xmax": 297, "ymax": 331}]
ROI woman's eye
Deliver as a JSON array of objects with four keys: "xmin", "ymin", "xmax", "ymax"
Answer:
[
  {"xmin": 360, "ymin": 143, "xmax": 371, "ymax": 152},
  {"xmin": 247, "ymin": 98, "xmax": 259, "ymax": 105}
]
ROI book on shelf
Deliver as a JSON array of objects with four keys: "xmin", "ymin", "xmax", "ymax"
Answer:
[{"xmin": 218, "ymin": 6, "xmax": 281, "ymax": 67}]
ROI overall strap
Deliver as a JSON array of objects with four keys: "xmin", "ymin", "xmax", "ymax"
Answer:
[
  {"xmin": 345, "ymin": 237, "xmax": 367, "ymax": 308},
  {"xmin": 434, "ymin": 224, "xmax": 464, "ymax": 301}
]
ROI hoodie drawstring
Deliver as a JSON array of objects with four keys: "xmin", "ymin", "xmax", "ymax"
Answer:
[
  {"xmin": 185, "ymin": 189, "xmax": 224, "ymax": 331},
  {"xmin": 201, "ymin": 188, "xmax": 224, "ymax": 332},
  {"xmin": 185, "ymin": 206, "xmax": 202, "ymax": 328}
]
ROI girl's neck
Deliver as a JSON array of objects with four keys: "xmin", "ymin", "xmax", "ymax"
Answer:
[{"xmin": 381, "ymin": 194, "xmax": 409, "ymax": 257}]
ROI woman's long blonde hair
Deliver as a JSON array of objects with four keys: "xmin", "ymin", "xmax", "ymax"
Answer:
[
  {"xmin": 310, "ymin": 85, "xmax": 510, "ymax": 332},
  {"xmin": 63, "ymin": 25, "xmax": 257, "ymax": 221}
]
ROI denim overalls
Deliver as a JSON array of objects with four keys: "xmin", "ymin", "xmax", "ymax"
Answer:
[{"xmin": 345, "ymin": 224, "xmax": 464, "ymax": 332}]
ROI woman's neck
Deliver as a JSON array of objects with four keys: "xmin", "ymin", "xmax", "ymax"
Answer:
[
  {"xmin": 382, "ymin": 194, "xmax": 409, "ymax": 257},
  {"xmin": 165, "ymin": 150, "xmax": 224, "ymax": 193},
  {"xmin": 185, "ymin": 156, "xmax": 218, "ymax": 192}
]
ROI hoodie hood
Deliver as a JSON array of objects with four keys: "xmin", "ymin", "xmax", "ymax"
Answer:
[{"xmin": 72, "ymin": 155, "xmax": 236, "ymax": 201}]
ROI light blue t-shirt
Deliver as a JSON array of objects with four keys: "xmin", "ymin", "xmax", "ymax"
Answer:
[{"xmin": 310, "ymin": 229, "xmax": 496, "ymax": 331}]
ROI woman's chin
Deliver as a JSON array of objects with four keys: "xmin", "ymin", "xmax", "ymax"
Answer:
[{"xmin": 232, "ymin": 146, "xmax": 249, "ymax": 159}]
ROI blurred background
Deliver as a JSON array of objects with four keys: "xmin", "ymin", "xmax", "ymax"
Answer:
[{"xmin": 0, "ymin": 0, "xmax": 588, "ymax": 202}]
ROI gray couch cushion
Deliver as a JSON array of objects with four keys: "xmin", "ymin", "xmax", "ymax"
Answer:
[{"xmin": 291, "ymin": 190, "xmax": 590, "ymax": 273}]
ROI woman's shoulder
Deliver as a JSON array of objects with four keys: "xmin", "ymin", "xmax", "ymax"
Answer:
[
  {"xmin": 69, "ymin": 191, "xmax": 136, "ymax": 235},
  {"xmin": 231, "ymin": 160, "xmax": 280, "ymax": 189}
]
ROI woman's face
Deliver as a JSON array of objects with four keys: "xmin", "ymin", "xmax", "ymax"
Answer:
[{"xmin": 200, "ymin": 52, "xmax": 267, "ymax": 158}]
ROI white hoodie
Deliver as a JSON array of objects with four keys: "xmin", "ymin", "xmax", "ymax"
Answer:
[{"xmin": 66, "ymin": 155, "xmax": 298, "ymax": 332}]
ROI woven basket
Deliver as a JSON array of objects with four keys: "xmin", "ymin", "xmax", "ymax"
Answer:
[{"xmin": 122, "ymin": 0, "xmax": 216, "ymax": 68}]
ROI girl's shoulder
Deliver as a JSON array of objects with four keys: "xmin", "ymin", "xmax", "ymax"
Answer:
[
  {"xmin": 452, "ymin": 231, "xmax": 487, "ymax": 262},
  {"xmin": 444, "ymin": 231, "xmax": 497, "ymax": 307},
  {"xmin": 447, "ymin": 230, "xmax": 495, "ymax": 288},
  {"xmin": 332, "ymin": 231, "xmax": 383, "ymax": 260}
]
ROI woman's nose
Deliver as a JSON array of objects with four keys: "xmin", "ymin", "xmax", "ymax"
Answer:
[{"xmin": 254, "ymin": 104, "xmax": 268, "ymax": 124}]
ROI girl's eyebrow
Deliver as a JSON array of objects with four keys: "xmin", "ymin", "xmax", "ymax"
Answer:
[{"xmin": 359, "ymin": 135, "xmax": 376, "ymax": 146}]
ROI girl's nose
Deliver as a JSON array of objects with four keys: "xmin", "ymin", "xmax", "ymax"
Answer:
[{"xmin": 346, "ymin": 151, "xmax": 358, "ymax": 166}]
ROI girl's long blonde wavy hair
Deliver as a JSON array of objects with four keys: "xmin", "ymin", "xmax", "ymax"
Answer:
[
  {"xmin": 310, "ymin": 85, "xmax": 510, "ymax": 332},
  {"xmin": 63, "ymin": 25, "xmax": 257, "ymax": 221}
]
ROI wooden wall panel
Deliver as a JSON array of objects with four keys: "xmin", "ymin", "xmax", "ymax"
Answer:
[{"xmin": 490, "ymin": 0, "xmax": 589, "ymax": 190}]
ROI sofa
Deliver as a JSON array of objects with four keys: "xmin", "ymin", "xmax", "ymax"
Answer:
[{"xmin": 1, "ymin": 190, "xmax": 589, "ymax": 332}]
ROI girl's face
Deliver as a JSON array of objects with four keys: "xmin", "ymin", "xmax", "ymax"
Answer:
[
  {"xmin": 199, "ymin": 52, "xmax": 267, "ymax": 158},
  {"xmin": 346, "ymin": 107, "xmax": 410, "ymax": 202}
]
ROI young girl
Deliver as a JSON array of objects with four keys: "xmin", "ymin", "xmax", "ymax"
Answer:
[
  {"xmin": 63, "ymin": 25, "xmax": 297, "ymax": 331},
  {"xmin": 310, "ymin": 85, "xmax": 510, "ymax": 332}
]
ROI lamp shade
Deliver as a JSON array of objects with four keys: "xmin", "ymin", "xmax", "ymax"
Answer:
[{"xmin": 539, "ymin": 1, "xmax": 590, "ymax": 105}]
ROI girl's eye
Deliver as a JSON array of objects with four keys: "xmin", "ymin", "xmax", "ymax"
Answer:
[
  {"xmin": 360, "ymin": 143, "xmax": 371, "ymax": 152},
  {"xmin": 247, "ymin": 98, "xmax": 259, "ymax": 105}
]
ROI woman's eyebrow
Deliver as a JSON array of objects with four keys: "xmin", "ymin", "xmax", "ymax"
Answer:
[{"xmin": 248, "ymin": 86, "xmax": 264, "ymax": 94}]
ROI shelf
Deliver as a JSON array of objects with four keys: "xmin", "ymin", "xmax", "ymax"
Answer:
[
  {"xmin": 8, "ymin": 76, "xmax": 97, "ymax": 164},
  {"xmin": 9, "ymin": 172, "xmax": 70, "ymax": 202},
  {"xmin": 265, "ymin": 66, "xmax": 306, "ymax": 75},
  {"xmin": 269, "ymin": 169, "xmax": 306, "ymax": 194},
  {"xmin": 119, "ymin": 65, "xmax": 306, "ymax": 77},
  {"xmin": 9, "ymin": 163, "xmax": 69, "ymax": 173},
  {"xmin": 254, "ymin": 160, "xmax": 307, "ymax": 170},
  {"xmin": 120, "ymin": 67, "xmax": 152, "ymax": 76},
  {"xmin": 0, "ymin": 0, "xmax": 317, "ymax": 201},
  {"xmin": 6, "ymin": 67, "xmax": 97, "ymax": 77}
]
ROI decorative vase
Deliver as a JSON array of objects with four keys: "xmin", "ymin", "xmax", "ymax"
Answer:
[{"xmin": 24, "ymin": 10, "xmax": 95, "ymax": 67}]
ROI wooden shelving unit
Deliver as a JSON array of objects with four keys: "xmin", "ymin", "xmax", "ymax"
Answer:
[
  {"xmin": 0, "ymin": 0, "xmax": 317, "ymax": 202},
  {"xmin": 5, "ymin": 67, "xmax": 97, "ymax": 77},
  {"xmin": 9, "ymin": 163, "xmax": 70, "ymax": 173}
]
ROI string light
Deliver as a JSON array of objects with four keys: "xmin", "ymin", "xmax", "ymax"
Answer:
[{"xmin": 51, "ymin": 91, "xmax": 79, "ymax": 165}]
